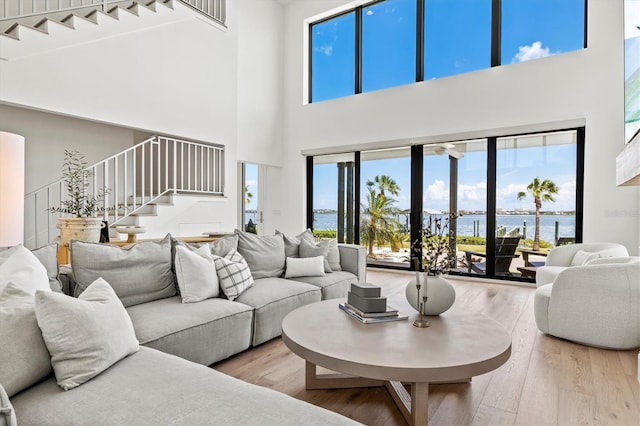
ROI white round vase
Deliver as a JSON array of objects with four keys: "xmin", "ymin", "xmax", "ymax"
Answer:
[{"xmin": 405, "ymin": 274, "xmax": 456, "ymax": 316}]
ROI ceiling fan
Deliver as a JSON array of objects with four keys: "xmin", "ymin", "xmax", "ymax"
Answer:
[{"xmin": 430, "ymin": 143, "xmax": 464, "ymax": 159}]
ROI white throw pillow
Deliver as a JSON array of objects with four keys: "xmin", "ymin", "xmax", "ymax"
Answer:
[
  {"xmin": 285, "ymin": 256, "xmax": 326, "ymax": 278},
  {"xmin": 0, "ymin": 245, "xmax": 50, "ymax": 295},
  {"xmin": 34, "ymin": 278, "xmax": 139, "ymax": 391},
  {"xmin": 174, "ymin": 245, "xmax": 219, "ymax": 303},
  {"xmin": 570, "ymin": 250, "xmax": 599, "ymax": 266},
  {"xmin": 213, "ymin": 249, "xmax": 254, "ymax": 301},
  {"xmin": 0, "ymin": 283, "xmax": 52, "ymax": 398}
]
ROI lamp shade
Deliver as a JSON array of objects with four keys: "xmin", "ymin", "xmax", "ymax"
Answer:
[{"xmin": 0, "ymin": 131, "xmax": 25, "ymax": 247}]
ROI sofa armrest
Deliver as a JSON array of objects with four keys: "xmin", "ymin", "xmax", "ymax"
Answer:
[{"xmin": 338, "ymin": 244, "xmax": 367, "ymax": 283}]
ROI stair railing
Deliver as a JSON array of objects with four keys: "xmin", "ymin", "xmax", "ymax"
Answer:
[
  {"xmin": 0, "ymin": 0, "xmax": 226, "ymax": 25},
  {"xmin": 24, "ymin": 135, "xmax": 225, "ymax": 248}
]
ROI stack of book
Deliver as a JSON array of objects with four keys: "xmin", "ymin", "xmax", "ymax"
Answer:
[{"xmin": 339, "ymin": 283, "xmax": 408, "ymax": 324}]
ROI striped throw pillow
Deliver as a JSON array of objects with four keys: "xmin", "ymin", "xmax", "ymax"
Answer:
[{"xmin": 213, "ymin": 249, "xmax": 254, "ymax": 301}]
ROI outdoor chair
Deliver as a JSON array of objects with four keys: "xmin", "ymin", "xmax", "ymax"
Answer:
[{"xmin": 464, "ymin": 236, "xmax": 521, "ymax": 275}]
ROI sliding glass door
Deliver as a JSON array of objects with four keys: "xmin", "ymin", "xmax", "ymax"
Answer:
[{"xmin": 306, "ymin": 128, "xmax": 582, "ymax": 282}]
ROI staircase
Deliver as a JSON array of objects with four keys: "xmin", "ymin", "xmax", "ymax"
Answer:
[
  {"xmin": 24, "ymin": 135, "xmax": 225, "ymax": 249},
  {"xmin": 0, "ymin": 0, "xmax": 225, "ymax": 59}
]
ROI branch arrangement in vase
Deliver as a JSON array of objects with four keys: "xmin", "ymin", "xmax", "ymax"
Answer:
[{"xmin": 47, "ymin": 150, "xmax": 112, "ymax": 218}]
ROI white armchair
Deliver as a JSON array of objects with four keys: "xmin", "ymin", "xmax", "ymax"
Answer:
[
  {"xmin": 534, "ymin": 257, "xmax": 640, "ymax": 350},
  {"xmin": 535, "ymin": 242, "xmax": 629, "ymax": 286}
]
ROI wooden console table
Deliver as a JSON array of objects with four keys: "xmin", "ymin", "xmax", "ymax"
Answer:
[{"xmin": 57, "ymin": 234, "xmax": 228, "ymax": 265}]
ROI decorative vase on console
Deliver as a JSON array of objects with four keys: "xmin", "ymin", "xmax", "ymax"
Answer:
[{"xmin": 405, "ymin": 214, "xmax": 457, "ymax": 316}]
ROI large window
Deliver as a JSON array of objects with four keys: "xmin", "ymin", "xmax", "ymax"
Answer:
[
  {"xmin": 310, "ymin": 12, "xmax": 356, "ymax": 103},
  {"xmin": 311, "ymin": 154, "xmax": 357, "ymax": 243},
  {"xmin": 308, "ymin": 0, "xmax": 586, "ymax": 103},
  {"xmin": 307, "ymin": 128, "xmax": 583, "ymax": 282},
  {"xmin": 362, "ymin": 0, "xmax": 417, "ymax": 92},
  {"xmin": 424, "ymin": 0, "xmax": 491, "ymax": 80},
  {"xmin": 501, "ymin": 0, "xmax": 586, "ymax": 65},
  {"xmin": 360, "ymin": 148, "xmax": 411, "ymax": 267}
]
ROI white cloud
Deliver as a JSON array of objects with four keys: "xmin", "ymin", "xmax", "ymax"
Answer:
[
  {"xmin": 366, "ymin": 10, "xmax": 373, "ymax": 16},
  {"xmin": 512, "ymin": 41, "xmax": 551, "ymax": 63},
  {"xmin": 425, "ymin": 179, "xmax": 448, "ymax": 201},
  {"xmin": 314, "ymin": 45, "xmax": 333, "ymax": 56}
]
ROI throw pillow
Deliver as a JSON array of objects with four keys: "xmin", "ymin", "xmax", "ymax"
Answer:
[
  {"xmin": 299, "ymin": 238, "xmax": 332, "ymax": 273},
  {"xmin": 209, "ymin": 234, "xmax": 239, "ymax": 256},
  {"xmin": 71, "ymin": 234, "xmax": 176, "ymax": 307},
  {"xmin": 276, "ymin": 229, "xmax": 314, "ymax": 258},
  {"xmin": 0, "ymin": 245, "xmax": 50, "ymax": 295},
  {"xmin": 235, "ymin": 230, "xmax": 285, "ymax": 279},
  {"xmin": 285, "ymin": 256, "xmax": 326, "ymax": 279},
  {"xmin": 213, "ymin": 249, "xmax": 254, "ymax": 301},
  {"xmin": 34, "ymin": 278, "xmax": 139, "ymax": 391},
  {"xmin": 31, "ymin": 243, "xmax": 63, "ymax": 292},
  {"xmin": 570, "ymin": 250, "xmax": 598, "ymax": 266},
  {"xmin": 325, "ymin": 239, "xmax": 342, "ymax": 272},
  {"xmin": 0, "ymin": 383, "xmax": 17, "ymax": 426},
  {"xmin": 0, "ymin": 283, "xmax": 52, "ymax": 398},
  {"xmin": 174, "ymin": 245, "xmax": 219, "ymax": 303}
]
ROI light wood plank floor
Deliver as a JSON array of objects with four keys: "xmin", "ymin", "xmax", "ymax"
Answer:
[{"xmin": 214, "ymin": 269, "xmax": 640, "ymax": 425}]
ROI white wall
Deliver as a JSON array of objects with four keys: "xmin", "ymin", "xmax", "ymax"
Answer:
[
  {"xmin": 0, "ymin": 4, "xmax": 242, "ymax": 236},
  {"xmin": 276, "ymin": 0, "xmax": 639, "ymax": 254},
  {"xmin": 0, "ymin": 105, "xmax": 135, "ymax": 193},
  {"xmin": 236, "ymin": 0, "xmax": 285, "ymax": 167}
]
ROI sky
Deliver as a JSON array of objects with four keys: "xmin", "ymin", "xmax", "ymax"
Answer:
[
  {"xmin": 310, "ymin": 0, "xmax": 584, "ymax": 212},
  {"xmin": 313, "ymin": 141, "xmax": 577, "ymax": 213},
  {"xmin": 311, "ymin": 0, "xmax": 585, "ymax": 101}
]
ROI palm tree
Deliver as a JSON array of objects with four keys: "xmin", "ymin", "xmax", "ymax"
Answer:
[
  {"xmin": 517, "ymin": 177, "xmax": 559, "ymax": 251},
  {"xmin": 361, "ymin": 181, "xmax": 401, "ymax": 256},
  {"xmin": 244, "ymin": 185, "xmax": 253, "ymax": 205},
  {"xmin": 367, "ymin": 175, "xmax": 400, "ymax": 197}
]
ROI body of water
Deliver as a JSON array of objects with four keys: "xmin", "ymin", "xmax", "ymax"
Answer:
[
  {"xmin": 310, "ymin": 213, "xmax": 575, "ymax": 244},
  {"xmin": 243, "ymin": 211, "xmax": 576, "ymax": 244}
]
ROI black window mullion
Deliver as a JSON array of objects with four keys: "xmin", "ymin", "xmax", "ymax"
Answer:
[
  {"xmin": 308, "ymin": 23, "xmax": 313, "ymax": 103},
  {"xmin": 486, "ymin": 137, "xmax": 497, "ymax": 276},
  {"xmin": 583, "ymin": 0, "xmax": 588, "ymax": 48},
  {"xmin": 354, "ymin": 151, "xmax": 361, "ymax": 245},
  {"xmin": 306, "ymin": 156, "xmax": 314, "ymax": 230},
  {"xmin": 355, "ymin": 7, "xmax": 363, "ymax": 94},
  {"xmin": 410, "ymin": 144, "xmax": 424, "ymax": 271},
  {"xmin": 416, "ymin": 0, "xmax": 424, "ymax": 82},
  {"xmin": 491, "ymin": 0, "xmax": 501, "ymax": 67},
  {"xmin": 575, "ymin": 127, "xmax": 585, "ymax": 243}
]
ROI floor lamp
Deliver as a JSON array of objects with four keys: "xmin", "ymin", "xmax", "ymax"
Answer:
[{"xmin": 0, "ymin": 131, "xmax": 25, "ymax": 248}]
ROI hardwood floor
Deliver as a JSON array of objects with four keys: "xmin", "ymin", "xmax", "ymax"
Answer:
[{"xmin": 214, "ymin": 269, "xmax": 640, "ymax": 425}]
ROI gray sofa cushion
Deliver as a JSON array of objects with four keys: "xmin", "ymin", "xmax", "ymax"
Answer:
[
  {"xmin": 11, "ymin": 346, "xmax": 358, "ymax": 426},
  {"xmin": 31, "ymin": 243, "xmax": 62, "ymax": 292},
  {"xmin": 289, "ymin": 271, "xmax": 356, "ymax": 300},
  {"xmin": 0, "ymin": 284, "xmax": 52, "ymax": 398},
  {"xmin": 71, "ymin": 235, "xmax": 176, "ymax": 307},
  {"xmin": 126, "ymin": 296, "xmax": 253, "ymax": 366},
  {"xmin": 236, "ymin": 231, "xmax": 286, "ymax": 279},
  {"xmin": 236, "ymin": 278, "xmax": 321, "ymax": 346}
]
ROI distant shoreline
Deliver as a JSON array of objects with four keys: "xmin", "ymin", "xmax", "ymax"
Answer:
[{"xmin": 308, "ymin": 209, "xmax": 576, "ymax": 216}]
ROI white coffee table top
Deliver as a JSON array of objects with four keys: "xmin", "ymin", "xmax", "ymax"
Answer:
[{"xmin": 282, "ymin": 299, "xmax": 512, "ymax": 384}]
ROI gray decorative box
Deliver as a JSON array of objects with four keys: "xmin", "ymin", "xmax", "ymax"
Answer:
[
  {"xmin": 350, "ymin": 283, "xmax": 381, "ymax": 298},
  {"xmin": 347, "ymin": 291, "xmax": 387, "ymax": 313}
]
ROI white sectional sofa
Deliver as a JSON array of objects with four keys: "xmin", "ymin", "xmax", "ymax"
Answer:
[{"xmin": 1, "ymin": 230, "xmax": 366, "ymax": 425}]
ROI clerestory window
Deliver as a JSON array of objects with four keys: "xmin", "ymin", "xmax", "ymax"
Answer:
[{"xmin": 308, "ymin": 0, "xmax": 586, "ymax": 103}]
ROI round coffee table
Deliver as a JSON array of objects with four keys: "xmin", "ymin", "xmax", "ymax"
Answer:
[{"xmin": 281, "ymin": 300, "xmax": 511, "ymax": 426}]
